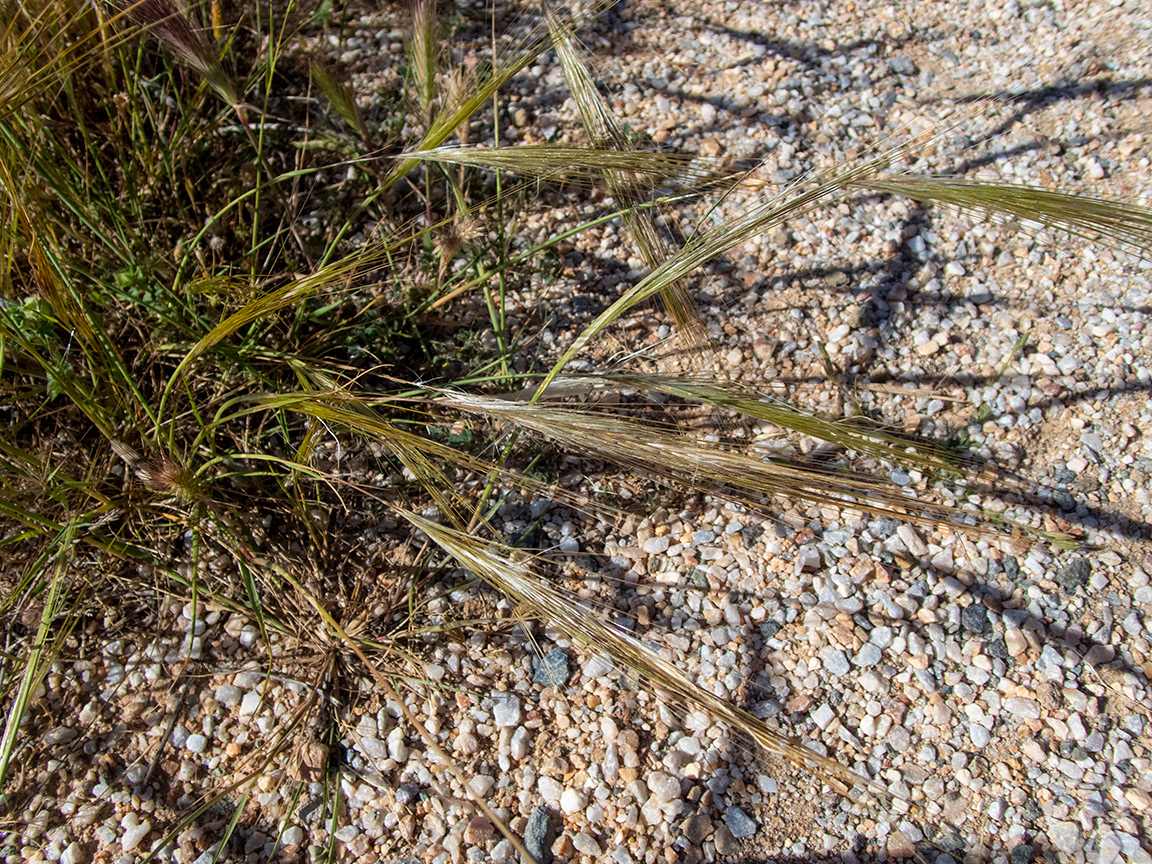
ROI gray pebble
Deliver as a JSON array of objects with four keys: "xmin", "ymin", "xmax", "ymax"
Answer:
[
  {"xmin": 1003, "ymin": 609, "xmax": 1029, "ymax": 629},
  {"xmin": 395, "ymin": 783, "xmax": 421, "ymax": 805},
  {"xmin": 853, "ymin": 643, "xmax": 882, "ymax": 667},
  {"xmin": 532, "ymin": 648, "xmax": 570, "ymax": 687},
  {"xmin": 888, "ymin": 56, "xmax": 917, "ymax": 75},
  {"xmin": 573, "ymin": 832, "xmax": 602, "ymax": 856},
  {"xmin": 1003, "ymin": 556, "xmax": 1020, "ymax": 579},
  {"xmin": 724, "ymin": 806, "xmax": 757, "ymax": 839},
  {"xmin": 870, "ymin": 625, "xmax": 893, "ymax": 649},
  {"xmin": 1056, "ymin": 559, "xmax": 1091, "ymax": 594},
  {"xmin": 1080, "ymin": 432, "xmax": 1103, "ymax": 453},
  {"xmin": 522, "ymin": 806, "xmax": 553, "ymax": 864},
  {"xmin": 185, "ymin": 733, "xmax": 207, "ymax": 754},
  {"xmin": 1046, "ymin": 820, "xmax": 1082, "ymax": 854},
  {"xmin": 961, "ymin": 602, "xmax": 991, "ymax": 636},
  {"xmin": 1040, "ymin": 645, "xmax": 1064, "ymax": 668},
  {"xmin": 822, "ymin": 647, "xmax": 851, "ymax": 677},
  {"xmin": 970, "ymin": 723, "xmax": 991, "ymax": 748},
  {"xmin": 1004, "ymin": 697, "xmax": 1041, "ymax": 720},
  {"xmin": 760, "ymin": 621, "xmax": 781, "ymax": 641}
]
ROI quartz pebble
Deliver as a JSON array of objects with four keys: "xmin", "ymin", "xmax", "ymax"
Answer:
[
  {"xmin": 120, "ymin": 821, "xmax": 150, "ymax": 853},
  {"xmin": 491, "ymin": 692, "xmax": 521, "ymax": 727}
]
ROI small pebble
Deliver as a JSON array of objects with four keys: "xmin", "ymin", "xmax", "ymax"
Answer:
[
  {"xmin": 1055, "ymin": 559, "xmax": 1091, "ymax": 594},
  {"xmin": 532, "ymin": 648, "xmax": 570, "ymax": 687},
  {"xmin": 643, "ymin": 536, "xmax": 670, "ymax": 555},
  {"xmin": 821, "ymin": 647, "xmax": 850, "ymax": 677},
  {"xmin": 523, "ymin": 807, "xmax": 553, "ymax": 864},
  {"xmin": 492, "ymin": 692, "xmax": 522, "ymax": 727},
  {"xmin": 724, "ymin": 805, "xmax": 757, "ymax": 839},
  {"xmin": 185, "ymin": 734, "xmax": 207, "ymax": 754},
  {"xmin": 573, "ymin": 832, "xmax": 602, "ymax": 856},
  {"xmin": 853, "ymin": 643, "xmax": 882, "ymax": 667},
  {"xmin": 120, "ymin": 821, "xmax": 151, "ymax": 853},
  {"xmin": 961, "ymin": 603, "xmax": 991, "ymax": 636}
]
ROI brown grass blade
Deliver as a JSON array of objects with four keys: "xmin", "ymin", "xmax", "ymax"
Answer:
[{"xmin": 400, "ymin": 510, "xmax": 895, "ymax": 804}]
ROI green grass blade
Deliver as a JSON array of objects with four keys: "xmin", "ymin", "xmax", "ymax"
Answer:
[{"xmin": 0, "ymin": 521, "xmax": 78, "ymax": 794}]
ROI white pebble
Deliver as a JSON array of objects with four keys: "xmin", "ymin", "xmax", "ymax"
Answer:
[
  {"xmin": 560, "ymin": 787, "xmax": 587, "ymax": 814},
  {"xmin": 643, "ymin": 535, "xmax": 671, "ymax": 554},
  {"xmin": 121, "ymin": 821, "xmax": 151, "ymax": 853},
  {"xmin": 491, "ymin": 692, "xmax": 521, "ymax": 727},
  {"xmin": 282, "ymin": 826, "xmax": 304, "ymax": 846},
  {"xmin": 185, "ymin": 734, "xmax": 208, "ymax": 754},
  {"xmin": 647, "ymin": 771, "xmax": 680, "ymax": 804},
  {"xmin": 510, "ymin": 726, "xmax": 531, "ymax": 761},
  {"xmin": 387, "ymin": 728, "xmax": 409, "ymax": 763},
  {"xmin": 239, "ymin": 691, "xmax": 262, "ymax": 717},
  {"xmin": 469, "ymin": 775, "xmax": 495, "ymax": 798},
  {"xmin": 538, "ymin": 776, "xmax": 563, "ymax": 805}
]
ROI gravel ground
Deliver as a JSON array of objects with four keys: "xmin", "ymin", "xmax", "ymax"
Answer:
[{"xmin": 10, "ymin": 1, "xmax": 1152, "ymax": 864}]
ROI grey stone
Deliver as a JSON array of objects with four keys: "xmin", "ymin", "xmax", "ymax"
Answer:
[
  {"xmin": 681, "ymin": 813, "xmax": 713, "ymax": 845},
  {"xmin": 822, "ymin": 647, "xmax": 850, "ymax": 677},
  {"xmin": 573, "ymin": 833, "xmax": 601, "ymax": 856},
  {"xmin": 1080, "ymin": 432, "xmax": 1103, "ymax": 453},
  {"xmin": 1056, "ymin": 558, "xmax": 1091, "ymax": 594},
  {"xmin": 888, "ymin": 56, "xmax": 917, "ymax": 75},
  {"xmin": 713, "ymin": 826, "xmax": 738, "ymax": 855},
  {"xmin": 1003, "ymin": 556, "xmax": 1019, "ymax": 579},
  {"xmin": 1004, "ymin": 697, "xmax": 1041, "ymax": 720},
  {"xmin": 724, "ymin": 806, "xmax": 757, "ymax": 839},
  {"xmin": 395, "ymin": 783, "xmax": 421, "ymax": 805},
  {"xmin": 759, "ymin": 621, "xmax": 781, "ymax": 641},
  {"xmin": 853, "ymin": 643, "xmax": 882, "ymax": 667},
  {"xmin": 643, "ymin": 535, "xmax": 670, "ymax": 555},
  {"xmin": 1046, "ymin": 820, "xmax": 1081, "ymax": 854},
  {"xmin": 522, "ymin": 806, "xmax": 553, "ymax": 864},
  {"xmin": 1100, "ymin": 832, "xmax": 1152, "ymax": 864},
  {"xmin": 532, "ymin": 648, "xmax": 570, "ymax": 687},
  {"xmin": 961, "ymin": 602, "xmax": 991, "ymax": 636},
  {"xmin": 1003, "ymin": 609, "xmax": 1029, "ymax": 629},
  {"xmin": 870, "ymin": 625, "xmax": 893, "ymax": 648},
  {"xmin": 985, "ymin": 638, "xmax": 1008, "ymax": 659}
]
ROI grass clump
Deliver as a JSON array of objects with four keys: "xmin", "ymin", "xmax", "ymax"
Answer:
[{"xmin": 0, "ymin": 0, "xmax": 1150, "ymax": 860}]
